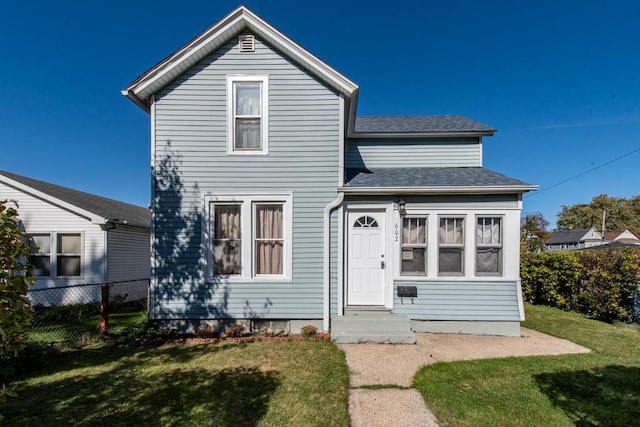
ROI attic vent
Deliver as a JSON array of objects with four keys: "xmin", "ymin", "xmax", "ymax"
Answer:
[{"xmin": 239, "ymin": 35, "xmax": 255, "ymax": 52}]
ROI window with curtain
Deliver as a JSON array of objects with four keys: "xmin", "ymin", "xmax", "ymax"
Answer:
[
  {"xmin": 56, "ymin": 233, "xmax": 81, "ymax": 277},
  {"xmin": 476, "ymin": 217, "xmax": 502, "ymax": 275},
  {"xmin": 234, "ymin": 82, "xmax": 261, "ymax": 150},
  {"xmin": 401, "ymin": 217, "xmax": 427, "ymax": 275},
  {"xmin": 438, "ymin": 217, "xmax": 464, "ymax": 274},
  {"xmin": 213, "ymin": 205, "xmax": 242, "ymax": 274},
  {"xmin": 29, "ymin": 233, "xmax": 51, "ymax": 277},
  {"xmin": 255, "ymin": 204, "xmax": 283, "ymax": 275}
]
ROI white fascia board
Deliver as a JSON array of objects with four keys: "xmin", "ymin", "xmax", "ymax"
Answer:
[
  {"xmin": 0, "ymin": 177, "xmax": 105, "ymax": 224},
  {"xmin": 339, "ymin": 185, "xmax": 539, "ymax": 195},
  {"xmin": 348, "ymin": 130, "xmax": 496, "ymax": 139},
  {"xmin": 124, "ymin": 6, "xmax": 358, "ymax": 112}
]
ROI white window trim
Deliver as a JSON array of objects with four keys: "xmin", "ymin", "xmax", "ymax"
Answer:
[
  {"xmin": 29, "ymin": 232, "xmax": 84, "ymax": 278},
  {"xmin": 399, "ymin": 216, "xmax": 428, "ymax": 276},
  {"xmin": 437, "ymin": 216, "xmax": 466, "ymax": 276},
  {"xmin": 203, "ymin": 193, "xmax": 292, "ymax": 282},
  {"xmin": 226, "ymin": 75, "xmax": 269, "ymax": 155},
  {"xmin": 475, "ymin": 215, "xmax": 504, "ymax": 277}
]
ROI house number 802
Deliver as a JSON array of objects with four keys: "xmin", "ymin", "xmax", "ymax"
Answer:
[{"xmin": 394, "ymin": 223, "xmax": 399, "ymax": 242}]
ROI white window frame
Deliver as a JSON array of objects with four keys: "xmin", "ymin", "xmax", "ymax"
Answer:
[
  {"xmin": 400, "ymin": 216, "xmax": 428, "ymax": 276},
  {"xmin": 226, "ymin": 75, "xmax": 269, "ymax": 155},
  {"xmin": 203, "ymin": 193, "xmax": 292, "ymax": 282},
  {"xmin": 438, "ymin": 216, "xmax": 465, "ymax": 276},
  {"xmin": 475, "ymin": 216, "xmax": 504, "ymax": 276},
  {"xmin": 28, "ymin": 232, "xmax": 83, "ymax": 278}
]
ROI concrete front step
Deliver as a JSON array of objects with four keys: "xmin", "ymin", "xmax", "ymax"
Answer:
[{"xmin": 331, "ymin": 308, "xmax": 416, "ymax": 344}]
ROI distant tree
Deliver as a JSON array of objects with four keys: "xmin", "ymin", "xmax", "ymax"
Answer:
[
  {"xmin": 0, "ymin": 200, "xmax": 35, "ymax": 402},
  {"xmin": 521, "ymin": 212, "xmax": 550, "ymax": 252},
  {"xmin": 557, "ymin": 194, "xmax": 640, "ymax": 235}
]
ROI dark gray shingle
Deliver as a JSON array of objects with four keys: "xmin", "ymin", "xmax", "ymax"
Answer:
[
  {"xmin": 544, "ymin": 228, "xmax": 597, "ymax": 245},
  {"xmin": 354, "ymin": 115, "xmax": 496, "ymax": 134},
  {"xmin": 344, "ymin": 167, "xmax": 531, "ymax": 188},
  {"xmin": 0, "ymin": 170, "xmax": 150, "ymax": 229}
]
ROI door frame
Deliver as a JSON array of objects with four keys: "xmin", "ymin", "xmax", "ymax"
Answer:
[{"xmin": 344, "ymin": 203, "xmax": 393, "ymax": 309}]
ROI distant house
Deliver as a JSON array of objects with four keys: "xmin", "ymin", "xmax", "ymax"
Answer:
[
  {"xmin": 602, "ymin": 229, "xmax": 640, "ymax": 244},
  {"xmin": 545, "ymin": 227, "xmax": 603, "ymax": 251},
  {"xmin": 123, "ymin": 6, "xmax": 537, "ymax": 340},
  {"xmin": 0, "ymin": 170, "xmax": 150, "ymax": 305}
]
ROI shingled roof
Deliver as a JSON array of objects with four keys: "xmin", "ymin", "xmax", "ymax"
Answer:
[
  {"xmin": 544, "ymin": 228, "xmax": 600, "ymax": 245},
  {"xmin": 353, "ymin": 115, "xmax": 496, "ymax": 134},
  {"xmin": 344, "ymin": 167, "xmax": 533, "ymax": 192},
  {"xmin": 0, "ymin": 170, "xmax": 150, "ymax": 229}
]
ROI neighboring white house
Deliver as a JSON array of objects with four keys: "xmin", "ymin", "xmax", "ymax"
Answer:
[
  {"xmin": 0, "ymin": 170, "xmax": 150, "ymax": 305},
  {"xmin": 544, "ymin": 227, "xmax": 603, "ymax": 251}
]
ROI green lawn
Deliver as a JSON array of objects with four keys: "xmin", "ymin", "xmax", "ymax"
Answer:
[
  {"xmin": 413, "ymin": 304, "xmax": 640, "ymax": 427},
  {"xmin": 1, "ymin": 339, "xmax": 349, "ymax": 426}
]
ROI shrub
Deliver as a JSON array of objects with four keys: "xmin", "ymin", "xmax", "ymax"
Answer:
[
  {"xmin": 521, "ymin": 247, "xmax": 640, "ymax": 323},
  {"xmin": 194, "ymin": 325, "xmax": 216, "ymax": 338},
  {"xmin": 300, "ymin": 325, "xmax": 318, "ymax": 339},
  {"xmin": 224, "ymin": 324, "xmax": 246, "ymax": 338}
]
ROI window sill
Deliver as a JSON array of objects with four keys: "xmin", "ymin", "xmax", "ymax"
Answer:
[{"xmin": 206, "ymin": 275, "xmax": 292, "ymax": 284}]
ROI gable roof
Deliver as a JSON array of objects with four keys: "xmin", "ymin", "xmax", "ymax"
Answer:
[
  {"xmin": 0, "ymin": 170, "xmax": 150, "ymax": 229},
  {"xmin": 342, "ymin": 167, "xmax": 536, "ymax": 194},
  {"xmin": 123, "ymin": 6, "xmax": 359, "ymax": 113},
  {"xmin": 544, "ymin": 228, "xmax": 601, "ymax": 245},
  {"xmin": 353, "ymin": 115, "xmax": 496, "ymax": 136},
  {"xmin": 603, "ymin": 229, "xmax": 640, "ymax": 242}
]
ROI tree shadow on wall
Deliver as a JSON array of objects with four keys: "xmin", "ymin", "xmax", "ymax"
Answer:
[
  {"xmin": 535, "ymin": 365, "xmax": 640, "ymax": 427},
  {"xmin": 151, "ymin": 142, "xmax": 229, "ymax": 326}
]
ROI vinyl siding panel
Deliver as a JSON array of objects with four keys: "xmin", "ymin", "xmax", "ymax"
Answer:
[
  {"xmin": 152, "ymin": 34, "xmax": 339, "ymax": 320},
  {"xmin": 107, "ymin": 226, "xmax": 150, "ymax": 282},
  {"xmin": 392, "ymin": 280, "xmax": 521, "ymax": 321},
  {"xmin": 346, "ymin": 138, "xmax": 482, "ymax": 168},
  {"xmin": 0, "ymin": 181, "xmax": 105, "ymax": 304}
]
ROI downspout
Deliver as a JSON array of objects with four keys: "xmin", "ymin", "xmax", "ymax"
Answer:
[{"xmin": 323, "ymin": 192, "xmax": 344, "ymax": 332}]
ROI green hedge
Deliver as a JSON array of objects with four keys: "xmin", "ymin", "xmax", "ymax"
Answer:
[{"xmin": 521, "ymin": 248, "xmax": 640, "ymax": 323}]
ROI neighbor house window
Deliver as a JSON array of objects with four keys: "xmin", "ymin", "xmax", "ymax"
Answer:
[
  {"xmin": 476, "ymin": 217, "xmax": 502, "ymax": 275},
  {"xmin": 401, "ymin": 217, "xmax": 427, "ymax": 275},
  {"xmin": 205, "ymin": 194, "xmax": 291, "ymax": 280},
  {"xmin": 438, "ymin": 217, "xmax": 464, "ymax": 275},
  {"xmin": 29, "ymin": 233, "xmax": 52, "ymax": 277},
  {"xmin": 57, "ymin": 233, "xmax": 81, "ymax": 276},
  {"xmin": 213, "ymin": 205, "xmax": 242, "ymax": 275},
  {"xmin": 227, "ymin": 75, "xmax": 269, "ymax": 154}
]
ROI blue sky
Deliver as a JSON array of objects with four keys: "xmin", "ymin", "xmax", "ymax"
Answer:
[{"xmin": 2, "ymin": 1, "xmax": 639, "ymax": 229}]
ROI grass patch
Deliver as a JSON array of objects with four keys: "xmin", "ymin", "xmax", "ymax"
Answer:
[
  {"xmin": 2, "ymin": 339, "xmax": 349, "ymax": 426},
  {"xmin": 413, "ymin": 304, "xmax": 640, "ymax": 426}
]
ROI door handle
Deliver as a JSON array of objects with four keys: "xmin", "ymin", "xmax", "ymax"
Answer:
[{"xmin": 381, "ymin": 260, "xmax": 385, "ymax": 269}]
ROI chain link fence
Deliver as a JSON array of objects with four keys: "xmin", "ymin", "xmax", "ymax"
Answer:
[{"xmin": 28, "ymin": 278, "xmax": 149, "ymax": 344}]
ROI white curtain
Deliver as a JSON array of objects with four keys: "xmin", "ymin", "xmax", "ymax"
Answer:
[
  {"xmin": 214, "ymin": 206, "xmax": 241, "ymax": 274},
  {"xmin": 256, "ymin": 205, "xmax": 283, "ymax": 275},
  {"xmin": 402, "ymin": 218, "xmax": 425, "ymax": 245},
  {"xmin": 476, "ymin": 218, "xmax": 501, "ymax": 273}
]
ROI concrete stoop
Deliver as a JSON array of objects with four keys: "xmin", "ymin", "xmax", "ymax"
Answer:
[{"xmin": 331, "ymin": 308, "xmax": 416, "ymax": 344}]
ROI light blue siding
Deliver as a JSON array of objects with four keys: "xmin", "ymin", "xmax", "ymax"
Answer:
[
  {"xmin": 346, "ymin": 138, "xmax": 482, "ymax": 169},
  {"xmin": 152, "ymin": 33, "xmax": 339, "ymax": 320},
  {"xmin": 392, "ymin": 280, "xmax": 521, "ymax": 321}
]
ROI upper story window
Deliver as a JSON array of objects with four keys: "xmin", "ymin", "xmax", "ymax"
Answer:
[{"xmin": 227, "ymin": 75, "xmax": 269, "ymax": 155}]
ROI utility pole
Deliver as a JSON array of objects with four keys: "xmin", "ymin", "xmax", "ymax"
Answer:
[{"xmin": 602, "ymin": 210, "xmax": 606, "ymax": 242}]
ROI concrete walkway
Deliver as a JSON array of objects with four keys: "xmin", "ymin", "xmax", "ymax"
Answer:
[{"xmin": 338, "ymin": 327, "xmax": 591, "ymax": 426}]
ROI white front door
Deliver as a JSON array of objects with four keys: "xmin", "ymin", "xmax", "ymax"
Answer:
[{"xmin": 347, "ymin": 211, "xmax": 385, "ymax": 306}]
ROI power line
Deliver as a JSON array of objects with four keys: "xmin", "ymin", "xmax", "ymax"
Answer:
[{"xmin": 526, "ymin": 146, "xmax": 640, "ymax": 198}]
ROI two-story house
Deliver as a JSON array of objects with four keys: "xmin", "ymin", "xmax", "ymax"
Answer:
[{"xmin": 123, "ymin": 6, "xmax": 536, "ymax": 342}]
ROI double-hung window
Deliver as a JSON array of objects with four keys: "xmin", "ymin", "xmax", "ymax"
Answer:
[
  {"xmin": 476, "ymin": 217, "xmax": 503, "ymax": 275},
  {"xmin": 206, "ymin": 194, "xmax": 291, "ymax": 280},
  {"xmin": 401, "ymin": 217, "xmax": 427, "ymax": 275},
  {"xmin": 28, "ymin": 232, "xmax": 82, "ymax": 277},
  {"xmin": 227, "ymin": 75, "xmax": 269, "ymax": 154},
  {"xmin": 438, "ymin": 217, "xmax": 464, "ymax": 275},
  {"xmin": 29, "ymin": 234, "xmax": 52, "ymax": 277}
]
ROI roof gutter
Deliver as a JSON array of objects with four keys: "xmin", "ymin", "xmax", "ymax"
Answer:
[
  {"xmin": 339, "ymin": 185, "xmax": 539, "ymax": 195},
  {"xmin": 348, "ymin": 130, "xmax": 496, "ymax": 139},
  {"xmin": 121, "ymin": 90, "xmax": 151, "ymax": 113}
]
